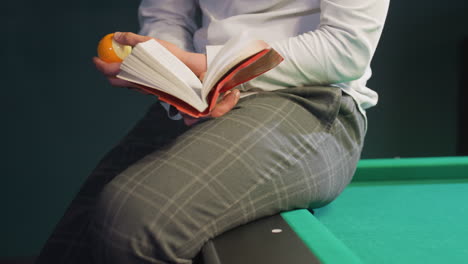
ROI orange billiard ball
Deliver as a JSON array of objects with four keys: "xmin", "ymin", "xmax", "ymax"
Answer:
[{"xmin": 97, "ymin": 33, "xmax": 132, "ymax": 63}]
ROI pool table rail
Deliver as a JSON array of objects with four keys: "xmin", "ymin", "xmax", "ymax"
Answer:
[{"xmin": 353, "ymin": 156, "xmax": 468, "ymax": 182}]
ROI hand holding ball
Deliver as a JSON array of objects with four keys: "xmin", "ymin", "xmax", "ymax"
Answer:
[{"xmin": 97, "ymin": 33, "xmax": 132, "ymax": 63}]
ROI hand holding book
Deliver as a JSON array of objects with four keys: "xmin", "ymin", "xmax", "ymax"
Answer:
[
  {"xmin": 94, "ymin": 32, "xmax": 283, "ymax": 119},
  {"xmin": 94, "ymin": 32, "xmax": 206, "ymax": 89}
]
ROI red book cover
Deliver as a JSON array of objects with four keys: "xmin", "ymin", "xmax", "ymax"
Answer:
[{"xmin": 136, "ymin": 48, "xmax": 283, "ymax": 117}]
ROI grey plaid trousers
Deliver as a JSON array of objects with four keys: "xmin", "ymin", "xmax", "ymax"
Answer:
[{"xmin": 36, "ymin": 86, "xmax": 366, "ymax": 264}]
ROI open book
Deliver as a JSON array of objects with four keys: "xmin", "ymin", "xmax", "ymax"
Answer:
[{"xmin": 117, "ymin": 36, "xmax": 284, "ymax": 117}]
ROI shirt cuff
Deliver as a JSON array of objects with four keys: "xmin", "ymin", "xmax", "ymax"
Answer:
[{"xmin": 160, "ymin": 101, "xmax": 183, "ymax": 120}]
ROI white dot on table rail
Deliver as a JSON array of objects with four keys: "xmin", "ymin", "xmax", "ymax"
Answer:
[{"xmin": 271, "ymin": 229, "xmax": 282, "ymax": 233}]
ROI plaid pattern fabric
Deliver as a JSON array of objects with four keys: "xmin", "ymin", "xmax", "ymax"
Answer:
[{"xmin": 36, "ymin": 86, "xmax": 366, "ymax": 264}]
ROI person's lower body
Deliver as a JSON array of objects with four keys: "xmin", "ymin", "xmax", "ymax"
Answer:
[{"xmin": 35, "ymin": 86, "xmax": 366, "ymax": 264}]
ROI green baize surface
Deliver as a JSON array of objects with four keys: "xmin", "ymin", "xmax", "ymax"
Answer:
[{"xmin": 314, "ymin": 157, "xmax": 468, "ymax": 264}]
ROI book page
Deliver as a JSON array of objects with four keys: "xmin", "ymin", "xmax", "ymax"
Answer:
[
  {"xmin": 119, "ymin": 51, "xmax": 185, "ymax": 96},
  {"xmin": 117, "ymin": 40, "xmax": 207, "ymax": 111},
  {"xmin": 138, "ymin": 40, "xmax": 203, "ymax": 96},
  {"xmin": 206, "ymin": 45, "xmax": 223, "ymax": 68},
  {"xmin": 202, "ymin": 36, "xmax": 269, "ymax": 100},
  {"xmin": 203, "ymin": 48, "xmax": 283, "ymax": 114}
]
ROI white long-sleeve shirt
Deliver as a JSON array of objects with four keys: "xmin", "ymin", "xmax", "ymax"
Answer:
[{"xmin": 138, "ymin": 0, "xmax": 389, "ymax": 119}]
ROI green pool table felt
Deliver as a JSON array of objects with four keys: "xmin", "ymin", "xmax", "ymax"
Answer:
[{"xmin": 314, "ymin": 157, "xmax": 468, "ymax": 264}]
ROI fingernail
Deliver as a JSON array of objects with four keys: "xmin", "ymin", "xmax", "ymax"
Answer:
[
  {"xmin": 234, "ymin": 90, "xmax": 240, "ymax": 98},
  {"xmin": 114, "ymin": 32, "xmax": 122, "ymax": 40}
]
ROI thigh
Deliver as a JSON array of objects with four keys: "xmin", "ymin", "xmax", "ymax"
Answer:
[
  {"xmin": 92, "ymin": 86, "xmax": 365, "ymax": 263},
  {"xmin": 35, "ymin": 102, "xmax": 187, "ymax": 264},
  {"xmin": 81, "ymin": 102, "xmax": 189, "ymax": 198}
]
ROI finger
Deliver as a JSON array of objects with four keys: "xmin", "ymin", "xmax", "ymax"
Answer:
[
  {"xmin": 131, "ymin": 83, "xmax": 156, "ymax": 95},
  {"xmin": 199, "ymin": 72, "xmax": 206, "ymax": 82},
  {"xmin": 223, "ymin": 90, "xmax": 232, "ymax": 97},
  {"xmin": 210, "ymin": 89, "xmax": 240, "ymax": 118},
  {"xmin": 107, "ymin": 76, "xmax": 134, "ymax": 87},
  {"xmin": 107, "ymin": 77, "xmax": 154, "ymax": 95},
  {"xmin": 93, "ymin": 57, "xmax": 121, "ymax": 76},
  {"xmin": 182, "ymin": 114, "xmax": 200, "ymax": 126},
  {"xmin": 113, "ymin": 32, "xmax": 152, "ymax": 46}
]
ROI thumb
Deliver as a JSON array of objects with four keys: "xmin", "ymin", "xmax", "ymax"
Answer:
[
  {"xmin": 199, "ymin": 72, "xmax": 206, "ymax": 82},
  {"xmin": 210, "ymin": 89, "xmax": 240, "ymax": 118},
  {"xmin": 113, "ymin": 32, "xmax": 152, "ymax": 46}
]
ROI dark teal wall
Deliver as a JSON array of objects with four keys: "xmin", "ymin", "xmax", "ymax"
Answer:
[
  {"xmin": 3, "ymin": 0, "xmax": 150, "ymax": 258},
  {"xmin": 3, "ymin": 0, "xmax": 468, "ymax": 258},
  {"xmin": 365, "ymin": 2, "xmax": 468, "ymax": 158}
]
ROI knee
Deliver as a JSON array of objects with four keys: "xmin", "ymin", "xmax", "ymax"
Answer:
[
  {"xmin": 93, "ymin": 181, "xmax": 145, "ymax": 234},
  {"xmin": 91, "ymin": 179, "xmax": 201, "ymax": 264},
  {"xmin": 91, "ymin": 181, "xmax": 159, "ymax": 263}
]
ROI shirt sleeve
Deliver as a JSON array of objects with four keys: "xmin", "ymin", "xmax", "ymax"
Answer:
[
  {"xmin": 243, "ymin": 0, "xmax": 390, "ymax": 90},
  {"xmin": 138, "ymin": 0, "xmax": 201, "ymax": 52},
  {"xmin": 138, "ymin": 0, "xmax": 201, "ymax": 120}
]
